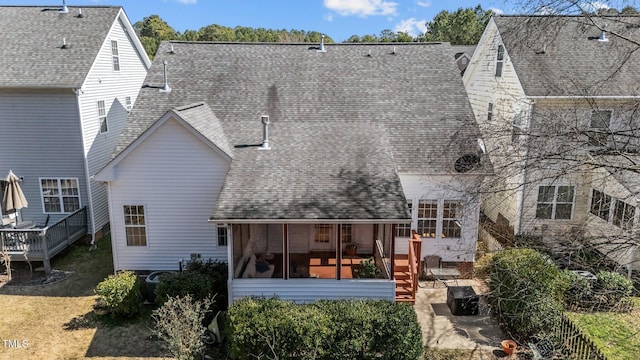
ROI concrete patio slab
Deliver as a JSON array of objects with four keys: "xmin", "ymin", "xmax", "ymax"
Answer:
[{"xmin": 414, "ymin": 279, "xmax": 507, "ymax": 353}]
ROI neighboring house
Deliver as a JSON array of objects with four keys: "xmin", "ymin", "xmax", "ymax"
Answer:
[
  {"xmin": 463, "ymin": 15, "xmax": 640, "ymax": 271},
  {"xmin": 0, "ymin": 5, "xmax": 151, "ymax": 241},
  {"xmin": 96, "ymin": 41, "xmax": 490, "ymax": 304},
  {"xmin": 452, "ymin": 45, "xmax": 476, "ymax": 75}
]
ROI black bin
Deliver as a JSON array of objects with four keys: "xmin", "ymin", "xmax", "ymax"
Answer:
[{"xmin": 446, "ymin": 286, "xmax": 479, "ymax": 315}]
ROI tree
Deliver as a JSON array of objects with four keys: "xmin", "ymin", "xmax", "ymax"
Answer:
[
  {"xmin": 424, "ymin": 5, "xmax": 494, "ymax": 45},
  {"xmin": 133, "ymin": 15, "xmax": 179, "ymax": 59}
]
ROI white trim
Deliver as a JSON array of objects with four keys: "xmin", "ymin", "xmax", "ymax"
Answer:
[
  {"xmin": 528, "ymin": 96, "xmax": 640, "ymax": 99},
  {"xmin": 38, "ymin": 177, "xmax": 82, "ymax": 214},
  {"xmin": 115, "ymin": 9, "xmax": 152, "ymax": 69},
  {"xmin": 106, "ymin": 182, "xmax": 119, "ymax": 270},
  {"xmin": 209, "ymin": 218, "xmax": 411, "ymax": 224},
  {"xmin": 122, "ymin": 204, "xmax": 149, "ymax": 247},
  {"xmin": 534, "ymin": 184, "xmax": 576, "ymax": 220},
  {"xmin": 110, "ymin": 39, "xmax": 120, "ymax": 72}
]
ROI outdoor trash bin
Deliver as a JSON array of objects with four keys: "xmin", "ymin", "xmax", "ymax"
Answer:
[{"xmin": 446, "ymin": 285, "xmax": 479, "ymax": 315}]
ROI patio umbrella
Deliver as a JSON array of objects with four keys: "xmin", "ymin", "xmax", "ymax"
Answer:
[{"xmin": 3, "ymin": 170, "xmax": 28, "ymax": 221}]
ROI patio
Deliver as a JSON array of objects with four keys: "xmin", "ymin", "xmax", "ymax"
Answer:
[{"xmin": 414, "ymin": 279, "xmax": 507, "ymax": 354}]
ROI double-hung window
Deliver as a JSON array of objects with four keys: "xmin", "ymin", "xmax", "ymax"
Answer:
[
  {"xmin": 125, "ymin": 96, "xmax": 132, "ymax": 112},
  {"xmin": 40, "ymin": 178, "xmax": 80, "ymax": 213},
  {"xmin": 613, "ymin": 200, "xmax": 636, "ymax": 230},
  {"xmin": 589, "ymin": 110, "xmax": 612, "ymax": 146},
  {"xmin": 340, "ymin": 224, "xmax": 353, "ymax": 243},
  {"xmin": 124, "ymin": 205, "xmax": 146, "ymax": 246},
  {"xmin": 417, "ymin": 200, "xmax": 438, "ymax": 238},
  {"xmin": 487, "ymin": 103, "xmax": 494, "ymax": 121},
  {"xmin": 536, "ymin": 185, "xmax": 575, "ymax": 220},
  {"xmin": 495, "ymin": 45, "xmax": 505, "ymax": 77},
  {"xmin": 442, "ymin": 201, "xmax": 462, "ymax": 238},
  {"xmin": 314, "ymin": 224, "xmax": 332, "ymax": 243},
  {"xmin": 97, "ymin": 100, "xmax": 108, "ymax": 133},
  {"xmin": 590, "ymin": 189, "xmax": 611, "ymax": 221},
  {"xmin": 111, "ymin": 40, "xmax": 120, "ymax": 71},
  {"xmin": 217, "ymin": 225, "xmax": 228, "ymax": 246},
  {"xmin": 396, "ymin": 201, "xmax": 413, "ymax": 237}
]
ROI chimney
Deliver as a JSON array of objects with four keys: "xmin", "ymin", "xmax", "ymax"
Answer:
[
  {"xmin": 160, "ymin": 61, "xmax": 171, "ymax": 93},
  {"xmin": 60, "ymin": 0, "xmax": 69, "ymax": 13},
  {"xmin": 259, "ymin": 115, "xmax": 271, "ymax": 150}
]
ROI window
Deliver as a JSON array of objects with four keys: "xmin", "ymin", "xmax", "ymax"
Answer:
[
  {"xmin": 396, "ymin": 201, "xmax": 413, "ymax": 237},
  {"xmin": 124, "ymin": 205, "xmax": 146, "ymax": 246},
  {"xmin": 217, "ymin": 225, "xmax": 228, "ymax": 246},
  {"xmin": 417, "ymin": 200, "xmax": 438, "ymax": 238},
  {"xmin": 40, "ymin": 178, "xmax": 80, "ymax": 213},
  {"xmin": 495, "ymin": 45, "xmax": 504, "ymax": 77},
  {"xmin": 442, "ymin": 201, "xmax": 462, "ymax": 238},
  {"xmin": 589, "ymin": 110, "xmax": 612, "ymax": 146},
  {"xmin": 111, "ymin": 40, "xmax": 120, "ymax": 71},
  {"xmin": 97, "ymin": 100, "xmax": 108, "ymax": 133},
  {"xmin": 590, "ymin": 189, "xmax": 611, "ymax": 221},
  {"xmin": 613, "ymin": 200, "xmax": 636, "ymax": 230},
  {"xmin": 512, "ymin": 111, "xmax": 524, "ymax": 144},
  {"xmin": 314, "ymin": 224, "xmax": 332, "ymax": 243},
  {"xmin": 125, "ymin": 96, "xmax": 132, "ymax": 112},
  {"xmin": 340, "ymin": 224, "xmax": 353, "ymax": 243},
  {"xmin": 535, "ymin": 185, "xmax": 575, "ymax": 220},
  {"xmin": 487, "ymin": 103, "xmax": 494, "ymax": 121}
]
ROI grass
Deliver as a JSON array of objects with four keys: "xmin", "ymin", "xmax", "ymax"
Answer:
[
  {"xmin": 567, "ymin": 297, "xmax": 640, "ymax": 360},
  {"xmin": 0, "ymin": 236, "xmax": 166, "ymax": 359}
]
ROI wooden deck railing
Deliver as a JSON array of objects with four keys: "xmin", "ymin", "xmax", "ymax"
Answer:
[
  {"xmin": 0, "ymin": 207, "xmax": 88, "ymax": 274},
  {"xmin": 408, "ymin": 231, "xmax": 422, "ymax": 300}
]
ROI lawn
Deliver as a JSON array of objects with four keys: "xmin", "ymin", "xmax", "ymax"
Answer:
[
  {"xmin": 567, "ymin": 298, "xmax": 640, "ymax": 360},
  {"xmin": 0, "ymin": 236, "xmax": 166, "ymax": 360}
]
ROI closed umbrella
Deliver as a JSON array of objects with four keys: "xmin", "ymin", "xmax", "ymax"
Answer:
[{"xmin": 3, "ymin": 170, "xmax": 28, "ymax": 222}]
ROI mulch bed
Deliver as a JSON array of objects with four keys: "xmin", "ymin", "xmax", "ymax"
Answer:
[{"xmin": 0, "ymin": 261, "xmax": 72, "ymax": 287}]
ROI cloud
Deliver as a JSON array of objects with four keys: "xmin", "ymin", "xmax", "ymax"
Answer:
[
  {"xmin": 581, "ymin": 1, "xmax": 609, "ymax": 12},
  {"xmin": 394, "ymin": 17, "xmax": 428, "ymax": 37},
  {"xmin": 416, "ymin": 1, "xmax": 431, "ymax": 8},
  {"xmin": 325, "ymin": 13, "xmax": 334, "ymax": 22},
  {"xmin": 176, "ymin": 0, "xmax": 197, "ymax": 4},
  {"xmin": 324, "ymin": 0, "xmax": 398, "ymax": 17},
  {"xmin": 490, "ymin": 7, "xmax": 504, "ymax": 15}
]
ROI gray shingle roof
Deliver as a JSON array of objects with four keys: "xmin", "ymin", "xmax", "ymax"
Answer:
[
  {"xmin": 0, "ymin": 6, "xmax": 121, "ymax": 88},
  {"xmin": 172, "ymin": 102, "xmax": 233, "ymax": 158},
  {"xmin": 494, "ymin": 16, "xmax": 640, "ymax": 97},
  {"xmin": 115, "ymin": 42, "xmax": 485, "ymax": 220}
]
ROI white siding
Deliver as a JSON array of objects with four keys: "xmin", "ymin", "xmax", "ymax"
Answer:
[
  {"xmin": 108, "ymin": 119, "xmax": 230, "ymax": 271},
  {"xmin": 231, "ymin": 279, "xmax": 395, "ymax": 303},
  {"xmin": 397, "ymin": 174, "xmax": 482, "ymax": 262},
  {"xmin": 0, "ymin": 89, "xmax": 88, "ymax": 226},
  {"xmin": 79, "ymin": 16, "xmax": 149, "ymax": 234}
]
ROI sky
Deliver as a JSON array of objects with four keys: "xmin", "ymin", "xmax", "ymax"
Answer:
[{"xmin": 0, "ymin": 0, "xmax": 514, "ymax": 42}]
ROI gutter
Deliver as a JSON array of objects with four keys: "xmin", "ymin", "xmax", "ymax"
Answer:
[{"xmin": 209, "ymin": 218, "xmax": 411, "ymax": 224}]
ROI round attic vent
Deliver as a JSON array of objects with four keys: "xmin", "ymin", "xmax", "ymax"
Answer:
[{"xmin": 454, "ymin": 154, "xmax": 481, "ymax": 173}]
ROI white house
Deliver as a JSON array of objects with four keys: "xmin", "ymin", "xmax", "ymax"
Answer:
[
  {"xmin": 0, "ymin": 5, "xmax": 150, "ymax": 242},
  {"xmin": 463, "ymin": 15, "xmax": 640, "ymax": 271},
  {"xmin": 96, "ymin": 42, "xmax": 490, "ymax": 304}
]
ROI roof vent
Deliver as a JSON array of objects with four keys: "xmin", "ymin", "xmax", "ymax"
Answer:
[
  {"xmin": 77, "ymin": 8, "xmax": 83, "ymax": 18},
  {"xmin": 61, "ymin": 37, "xmax": 69, "ymax": 49},
  {"xmin": 160, "ymin": 61, "xmax": 171, "ymax": 93},
  {"xmin": 317, "ymin": 35, "xmax": 326, "ymax": 53},
  {"xmin": 598, "ymin": 24, "xmax": 609, "ymax": 42},
  {"xmin": 391, "ymin": 46, "xmax": 396, "ymax": 55},
  {"xmin": 168, "ymin": 44, "xmax": 175, "ymax": 54},
  {"xmin": 259, "ymin": 115, "xmax": 271, "ymax": 150},
  {"xmin": 59, "ymin": 0, "xmax": 69, "ymax": 13}
]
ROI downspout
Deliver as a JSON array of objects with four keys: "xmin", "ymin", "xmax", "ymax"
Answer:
[
  {"xmin": 74, "ymin": 88, "xmax": 97, "ymax": 246},
  {"xmin": 515, "ymin": 100, "xmax": 535, "ymax": 235}
]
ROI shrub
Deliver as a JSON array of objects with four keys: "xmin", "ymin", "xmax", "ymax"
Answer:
[
  {"xmin": 353, "ymin": 258, "xmax": 382, "ymax": 278},
  {"xmin": 563, "ymin": 270, "xmax": 593, "ymax": 310},
  {"xmin": 227, "ymin": 298, "xmax": 422, "ymax": 360},
  {"xmin": 155, "ymin": 259, "xmax": 228, "ymax": 311},
  {"xmin": 152, "ymin": 294, "xmax": 213, "ymax": 360},
  {"xmin": 94, "ymin": 271, "xmax": 141, "ymax": 317},
  {"xmin": 488, "ymin": 248, "xmax": 568, "ymax": 339},
  {"xmin": 594, "ymin": 271, "xmax": 633, "ymax": 309}
]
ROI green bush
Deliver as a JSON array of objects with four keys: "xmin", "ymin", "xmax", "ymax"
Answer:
[
  {"xmin": 155, "ymin": 259, "xmax": 228, "ymax": 311},
  {"xmin": 152, "ymin": 294, "xmax": 213, "ymax": 360},
  {"xmin": 353, "ymin": 257, "xmax": 382, "ymax": 278},
  {"xmin": 488, "ymin": 248, "xmax": 568, "ymax": 339},
  {"xmin": 227, "ymin": 298, "xmax": 422, "ymax": 360},
  {"xmin": 594, "ymin": 271, "xmax": 633, "ymax": 309},
  {"xmin": 563, "ymin": 270, "xmax": 593, "ymax": 309},
  {"xmin": 94, "ymin": 271, "xmax": 141, "ymax": 317}
]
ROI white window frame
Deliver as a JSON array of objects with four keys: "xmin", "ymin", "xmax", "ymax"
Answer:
[
  {"xmin": 97, "ymin": 100, "xmax": 108, "ymax": 133},
  {"xmin": 39, "ymin": 178, "xmax": 81, "ymax": 214},
  {"xmin": 111, "ymin": 40, "xmax": 120, "ymax": 71},
  {"xmin": 495, "ymin": 44, "xmax": 505, "ymax": 77},
  {"xmin": 613, "ymin": 199, "xmax": 636, "ymax": 230},
  {"xmin": 314, "ymin": 224, "xmax": 332, "ymax": 243},
  {"xmin": 417, "ymin": 200, "xmax": 438, "ymax": 238},
  {"xmin": 589, "ymin": 189, "xmax": 612, "ymax": 222},
  {"xmin": 396, "ymin": 200, "xmax": 413, "ymax": 237},
  {"xmin": 217, "ymin": 225, "xmax": 228, "ymax": 247},
  {"xmin": 487, "ymin": 102, "xmax": 494, "ymax": 121},
  {"xmin": 340, "ymin": 224, "xmax": 353, "ymax": 243},
  {"xmin": 535, "ymin": 185, "xmax": 575, "ymax": 220},
  {"xmin": 588, "ymin": 109, "xmax": 612, "ymax": 147},
  {"xmin": 125, "ymin": 96, "xmax": 132, "ymax": 112},
  {"xmin": 123, "ymin": 205, "xmax": 147, "ymax": 246},
  {"xmin": 441, "ymin": 201, "xmax": 462, "ymax": 238}
]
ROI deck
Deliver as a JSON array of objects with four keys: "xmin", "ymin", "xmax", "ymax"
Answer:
[{"xmin": 0, "ymin": 207, "xmax": 88, "ymax": 274}]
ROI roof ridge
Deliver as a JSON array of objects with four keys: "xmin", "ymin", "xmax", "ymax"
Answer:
[{"xmin": 166, "ymin": 40, "xmax": 446, "ymax": 46}]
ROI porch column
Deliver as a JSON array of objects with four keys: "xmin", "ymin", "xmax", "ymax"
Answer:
[
  {"xmin": 283, "ymin": 224, "xmax": 289, "ymax": 279},
  {"xmin": 390, "ymin": 224, "xmax": 396, "ymax": 278},
  {"xmin": 337, "ymin": 224, "xmax": 342, "ymax": 280}
]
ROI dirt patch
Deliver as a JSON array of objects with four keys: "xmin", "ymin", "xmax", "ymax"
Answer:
[{"xmin": 0, "ymin": 262, "xmax": 72, "ymax": 287}]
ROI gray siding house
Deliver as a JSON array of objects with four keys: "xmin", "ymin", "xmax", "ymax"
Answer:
[
  {"xmin": 0, "ymin": 5, "xmax": 150, "ymax": 241},
  {"xmin": 96, "ymin": 42, "xmax": 490, "ymax": 304}
]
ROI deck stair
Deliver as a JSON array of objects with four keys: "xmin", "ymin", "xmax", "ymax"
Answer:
[{"xmin": 394, "ymin": 233, "xmax": 422, "ymax": 304}]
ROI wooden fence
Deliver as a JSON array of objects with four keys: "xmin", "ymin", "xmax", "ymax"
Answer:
[{"xmin": 556, "ymin": 314, "xmax": 607, "ymax": 360}]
